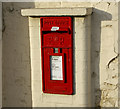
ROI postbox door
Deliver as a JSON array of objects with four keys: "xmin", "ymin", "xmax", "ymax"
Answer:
[{"xmin": 42, "ymin": 47, "xmax": 73, "ymax": 94}]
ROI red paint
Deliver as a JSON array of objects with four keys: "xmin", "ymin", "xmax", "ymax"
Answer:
[{"xmin": 40, "ymin": 17, "xmax": 73, "ymax": 95}]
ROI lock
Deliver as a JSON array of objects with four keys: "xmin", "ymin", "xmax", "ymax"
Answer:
[{"xmin": 40, "ymin": 17, "xmax": 73, "ymax": 95}]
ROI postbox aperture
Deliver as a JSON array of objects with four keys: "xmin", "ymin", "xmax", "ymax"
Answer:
[{"xmin": 40, "ymin": 17, "xmax": 73, "ymax": 95}]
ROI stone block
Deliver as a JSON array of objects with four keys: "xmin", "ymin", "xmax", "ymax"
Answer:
[
  {"xmin": 74, "ymin": 38, "xmax": 90, "ymax": 51},
  {"xmin": 34, "ymin": 102, "xmax": 56, "ymax": 107},
  {"xmin": 30, "ymin": 48, "xmax": 40, "ymax": 61},
  {"xmin": 72, "ymin": 93, "xmax": 91, "ymax": 106},
  {"xmin": 35, "ymin": 2, "xmax": 61, "ymax": 8},
  {"xmin": 101, "ymin": 21, "xmax": 115, "ymax": 52},
  {"xmin": 29, "ymin": 26, "xmax": 40, "ymax": 39},
  {"xmin": 21, "ymin": 8, "xmax": 92, "ymax": 16},
  {"xmin": 42, "ymin": 94, "xmax": 73, "ymax": 104},
  {"xmin": 32, "ymin": 93, "xmax": 42, "ymax": 107},
  {"xmin": 29, "ymin": 17, "xmax": 40, "ymax": 27},
  {"xmin": 30, "ymin": 38, "xmax": 40, "ymax": 49},
  {"xmin": 55, "ymin": 103, "xmax": 73, "ymax": 107},
  {"xmin": 31, "ymin": 61, "xmax": 41, "ymax": 73},
  {"xmin": 75, "ymin": 82, "xmax": 91, "ymax": 95},
  {"xmin": 32, "ymin": 80, "xmax": 42, "ymax": 92},
  {"xmin": 74, "ymin": 50, "xmax": 89, "ymax": 62},
  {"xmin": 32, "ymin": 70, "xmax": 41, "ymax": 81},
  {"xmin": 61, "ymin": 2, "xmax": 91, "ymax": 8}
]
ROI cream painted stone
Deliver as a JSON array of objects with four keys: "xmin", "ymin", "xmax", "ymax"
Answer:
[
  {"xmin": 74, "ymin": 17, "xmax": 91, "ymax": 106},
  {"xmin": 34, "ymin": 102, "xmax": 56, "ymax": 107},
  {"xmin": 32, "ymin": 80, "xmax": 42, "ymax": 92},
  {"xmin": 30, "ymin": 49, "xmax": 40, "ymax": 61},
  {"xmin": 99, "ymin": 52, "xmax": 117, "ymax": 85},
  {"xmin": 42, "ymin": 94, "xmax": 73, "ymax": 104},
  {"xmin": 61, "ymin": 2, "xmax": 92, "ymax": 8},
  {"xmin": 105, "ymin": 58, "xmax": 118, "ymax": 86},
  {"xmin": 75, "ymin": 82, "xmax": 91, "ymax": 94},
  {"xmin": 32, "ymin": 70, "xmax": 41, "ymax": 81},
  {"xmin": 55, "ymin": 103, "xmax": 91, "ymax": 107},
  {"xmin": 75, "ymin": 50, "xmax": 89, "ymax": 63},
  {"xmin": 29, "ymin": 17, "xmax": 40, "ymax": 27},
  {"xmin": 107, "ymin": 2, "xmax": 118, "ymax": 21},
  {"xmin": 99, "ymin": 21, "xmax": 118, "ymax": 86},
  {"xmin": 29, "ymin": 16, "xmax": 43, "ymax": 106},
  {"xmin": 31, "ymin": 61, "xmax": 41, "ymax": 73},
  {"xmin": 32, "ymin": 94, "xmax": 42, "ymax": 107},
  {"xmin": 75, "ymin": 61, "xmax": 89, "ymax": 73},
  {"xmin": 31, "ymin": 69, "xmax": 43, "ymax": 106},
  {"xmin": 101, "ymin": 82, "xmax": 117, "ymax": 90},
  {"xmin": 74, "ymin": 17, "xmax": 91, "ymax": 39},
  {"xmin": 72, "ymin": 93, "xmax": 91, "ymax": 106},
  {"xmin": 34, "ymin": 2, "xmax": 91, "ymax": 9},
  {"xmin": 107, "ymin": 89, "xmax": 118, "ymax": 99},
  {"xmin": 35, "ymin": 2, "xmax": 61, "ymax": 8},
  {"xmin": 115, "ymin": 99, "xmax": 118, "ymax": 107},
  {"xmin": 30, "ymin": 38, "xmax": 40, "ymax": 49},
  {"xmin": 101, "ymin": 21, "xmax": 116, "ymax": 52},
  {"xmin": 92, "ymin": 2, "xmax": 110, "ymax": 12},
  {"xmin": 29, "ymin": 27, "xmax": 40, "ymax": 38},
  {"xmin": 92, "ymin": 2, "xmax": 118, "ymax": 21},
  {"xmin": 55, "ymin": 103, "xmax": 73, "ymax": 107},
  {"xmin": 21, "ymin": 8, "xmax": 92, "ymax": 16},
  {"xmin": 75, "ymin": 38, "xmax": 90, "ymax": 51},
  {"xmin": 32, "ymin": 77, "xmax": 43, "ymax": 105},
  {"xmin": 105, "ymin": 74, "xmax": 118, "ymax": 85},
  {"xmin": 110, "ymin": 21, "xmax": 118, "ymax": 54}
]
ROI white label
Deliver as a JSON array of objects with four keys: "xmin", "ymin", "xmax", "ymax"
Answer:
[
  {"xmin": 51, "ymin": 26, "xmax": 59, "ymax": 31},
  {"xmin": 50, "ymin": 56, "xmax": 63, "ymax": 80}
]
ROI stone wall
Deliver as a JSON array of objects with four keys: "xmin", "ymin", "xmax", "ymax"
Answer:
[
  {"xmin": 2, "ymin": 2, "xmax": 119, "ymax": 107},
  {"xmin": 91, "ymin": 2, "xmax": 119, "ymax": 107}
]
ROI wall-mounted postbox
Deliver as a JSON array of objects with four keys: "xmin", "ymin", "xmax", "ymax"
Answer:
[{"xmin": 40, "ymin": 17, "xmax": 73, "ymax": 95}]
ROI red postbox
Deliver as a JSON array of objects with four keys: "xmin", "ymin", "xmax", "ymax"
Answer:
[{"xmin": 40, "ymin": 17, "xmax": 73, "ymax": 95}]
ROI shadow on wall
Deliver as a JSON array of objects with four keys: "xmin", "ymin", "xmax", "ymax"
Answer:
[
  {"xmin": 2, "ymin": 2, "xmax": 35, "ymax": 107},
  {"xmin": 91, "ymin": 8, "xmax": 112, "ymax": 107}
]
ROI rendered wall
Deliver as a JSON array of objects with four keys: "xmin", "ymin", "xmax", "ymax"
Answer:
[
  {"xmin": 2, "ymin": 2, "xmax": 35, "ymax": 107},
  {"xmin": 2, "ymin": 2, "xmax": 119, "ymax": 107}
]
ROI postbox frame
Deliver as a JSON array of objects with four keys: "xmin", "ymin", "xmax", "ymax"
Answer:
[{"xmin": 40, "ymin": 17, "xmax": 73, "ymax": 95}]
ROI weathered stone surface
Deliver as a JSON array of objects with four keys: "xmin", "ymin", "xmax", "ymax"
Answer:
[{"xmin": 90, "ymin": 2, "xmax": 119, "ymax": 107}]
